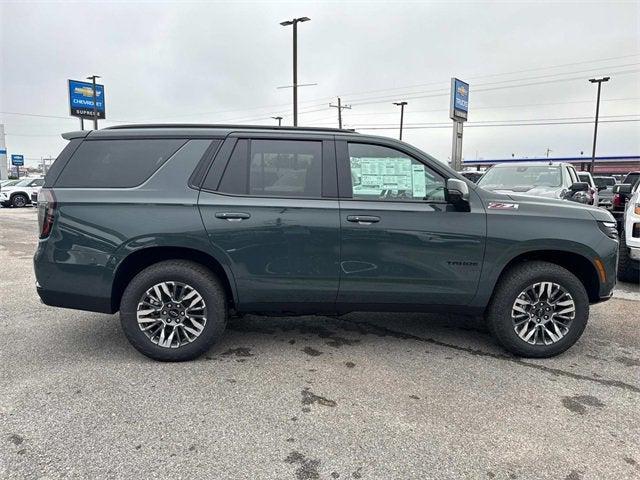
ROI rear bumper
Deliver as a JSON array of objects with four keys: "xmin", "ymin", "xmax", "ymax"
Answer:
[{"xmin": 36, "ymin": 284, "xmax": 114, "ymax": 314}]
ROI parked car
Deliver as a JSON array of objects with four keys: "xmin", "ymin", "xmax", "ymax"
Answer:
[
  {"xmin": 0, "ymin": 177, "xmax": 45, "ymax": 207},
  {"xmin": 593, "ymin": 176, "xmax": 617, "ymax": 208},
  {"xmin": 577, "ymin": 171, "xmax": 599, "ymax": 206},
  {"xmin": 617, "ymin": 181, "xmax": 640, "ymax": 282},
  {"xmin": 460, "ymin": 170, "xmax": 484, "ymax": 183},
  {"xmin": 612, "ymin": 171, "xmax": 640, "ymax": 220},
  {"xmin": 35, "ymin": 125, "xmax": 618, "ymax": 361},
  {"xmin": 477, "ymin": 162, "xmax": 586, "ymax": 203},
  {"xmin": 1, "ymin": 179, "xmax": 21, "ymax": 189}
]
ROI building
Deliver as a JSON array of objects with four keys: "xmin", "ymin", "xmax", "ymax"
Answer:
[{"xmin": 462, "ymin": 155, "xmax": 640, "ymax": 175}]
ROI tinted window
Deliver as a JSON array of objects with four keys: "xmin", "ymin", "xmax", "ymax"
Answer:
[
  {"xmin": 56, "ymin": 139, "xmax": 186, "ymax": 188},
  {"xmin": 347, "ymin": 143, "xmax": 445, "ymax": 202},
  {"xmin": 594, "ymin": 177, "xmax": 615, "ymax": 188},
  {"xmin": 217, "ymin": 139, "xmax": 323, "ymax": 198},
  {"xmin": 30, "ymin": 179, "xmax": 45, "ymax": 187}
]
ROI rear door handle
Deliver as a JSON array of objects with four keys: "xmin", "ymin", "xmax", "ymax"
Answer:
[
  {"xmin": 215, "ymin": 212, "xmax": 251, "ymax": 221},
  {"xmin": 346, "ymin": 215, "xmax": 380, "ymax": 225}
]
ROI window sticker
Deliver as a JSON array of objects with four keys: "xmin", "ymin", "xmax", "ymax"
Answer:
[{"xmin": 351, "ymin": 157, "xmax": 418, "ymax": 196}]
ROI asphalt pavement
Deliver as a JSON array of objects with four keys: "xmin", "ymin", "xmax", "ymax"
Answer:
[{"xmin": 1, "ymin": 207, "xmax": 639, "ymax": 480}]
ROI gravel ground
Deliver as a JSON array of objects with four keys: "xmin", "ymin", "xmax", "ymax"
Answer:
[{"xmin": 1, "ymin": 207, "xmax": 639, "ymax": 480}]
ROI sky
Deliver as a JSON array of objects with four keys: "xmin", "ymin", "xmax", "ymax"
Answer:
[{"xmin": 1, "ymin": 0, "xmax": 639, "ymax": 168}]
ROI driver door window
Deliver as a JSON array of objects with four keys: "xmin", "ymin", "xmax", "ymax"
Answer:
[{"xmin": 348, "ymin": 143, "xmax": 445, "ymax": 202}]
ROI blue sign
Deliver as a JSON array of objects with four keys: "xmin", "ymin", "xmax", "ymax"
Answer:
[
  {"xmin": 68, "ymin": 79, "xmax": 106, "ymax": 119},
  {"xmin": 11, "ymin": 154, "xmax": 24, "ymax": 166},
  {"xmin": 0, "ymin": 149, "xmax": 6, "ymax": 155},
  {"xmin": 450, "ymin": 78, "xmax": 469, "ymax": 121}
]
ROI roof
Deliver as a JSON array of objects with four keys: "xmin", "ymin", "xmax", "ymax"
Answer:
[
  {"xmin": 103, "ymin": 123, "xmax": 357, "ymax": 135},
  {"xmin": 486, "ymin": 161, "xmax": 574, "ymax": 168}
]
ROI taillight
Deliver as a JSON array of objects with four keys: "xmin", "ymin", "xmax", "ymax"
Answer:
[
  {"xmin": 37, "ymin": 188, "xmax": 57, "ymax": 239},
  {"xmin": 635, "ymin": 204, "xmax": 640, "ymax": 215},
  {"xmin": 613, "ymin": 193, "xmax": 622, "ymax": 207}
]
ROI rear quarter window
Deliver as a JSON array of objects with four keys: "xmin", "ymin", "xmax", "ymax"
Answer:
[{"xmin": 55, "ymin": 139, "xmax": 187, "ymax": 188}]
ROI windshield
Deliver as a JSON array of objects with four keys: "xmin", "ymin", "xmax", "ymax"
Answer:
[
  {"xmin": 478, "ymin": 165, "xmax": 562, "ymax": 190},
  {"xmin": 1, "ymin": 180, "xmax": 20, "ymax": 187},
  {"xmin": 594, "ymin": 177, "xmax": 615, "ymax": 188},
  {"xmin": 14, "ymin": 179, "xmax": 33, "ymax": 187}
]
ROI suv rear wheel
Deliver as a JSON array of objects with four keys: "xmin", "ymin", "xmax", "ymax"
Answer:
[
  {"xmin": 11, "ymin": 194, "xmax": 28, "ymax": 208},
  {"xmin": 487, "ymin": 261, "xmax": 589, "ymax": 358},
  {"xmin": 120, "ymin": 260, "xmax": 227, "ymax": 361}
]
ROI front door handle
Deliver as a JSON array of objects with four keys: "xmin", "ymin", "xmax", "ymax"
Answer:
[
  {"xmin": 347, "ymin": 215, "xmax": 380, "ymax": 225},
  {"xmin": 215, "ymin": 212, "xmax": 251, "ymax": 221}
]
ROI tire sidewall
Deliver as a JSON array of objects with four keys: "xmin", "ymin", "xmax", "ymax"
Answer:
[
  {"xmin": 490, "ymin": 263, "xmax": 589, "ymax": 357},
  {"xmin": 12, "ymin": 194, "xmax": 27, "ymax": 208},
  {"xmin": 120, "ymin": 262, "xmax": 227, "ymax": 361}
]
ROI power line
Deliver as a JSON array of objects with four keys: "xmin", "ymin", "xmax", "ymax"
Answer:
[{"xmin": 350, "ymin": 118, "xmax": 640, "ymax": 130}]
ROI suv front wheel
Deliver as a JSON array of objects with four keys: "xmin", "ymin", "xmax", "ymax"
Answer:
[
  {"xmin": 487, "ymin": 261, "xmax": 589, "ymax": 358},
  {"xmin": 120, "ymin": 260, "xmax": 227, "ymax": 361}
]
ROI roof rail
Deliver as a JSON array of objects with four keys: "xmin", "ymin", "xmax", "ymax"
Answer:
[{"xmin": 103, "ymin": 124, "xmax": 357, "ymax": 134}]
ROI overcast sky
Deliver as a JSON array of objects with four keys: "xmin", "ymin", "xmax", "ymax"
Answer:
[{"xmin": 1, "ymin": 0, "xmax": 639, "ymax": 167}]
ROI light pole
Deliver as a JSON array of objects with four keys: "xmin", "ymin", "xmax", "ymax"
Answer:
[
  {"xmin": 280, "ymin": 17, "xmax": 310, "ymax": 127},
  {"xmin": 588, "ymin": 76, "xmax": 610, "ymax": 174},
  {"xmin": 393, "ymin": 101, "xmax": 407, "ymax": 140},
  {"xmin": 86, "ymin": 75, "xmax": 101, "ymax": 130},
  {"xmin": 272, "ymin": 116, "xmax": 283, "ymax": 126}
]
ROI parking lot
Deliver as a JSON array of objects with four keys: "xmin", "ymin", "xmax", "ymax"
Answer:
[{"xmin": 1, "ymin": 207, "xmax": 638, "ymax": 480}]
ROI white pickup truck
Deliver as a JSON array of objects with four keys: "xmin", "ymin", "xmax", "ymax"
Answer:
[
  {"xmin": 0, "ymin": 177, "xmax": 45, "ymax": 208},
  {"xmin": 618, "ymin": 181, "xmax": 640, "ymax": 282}
]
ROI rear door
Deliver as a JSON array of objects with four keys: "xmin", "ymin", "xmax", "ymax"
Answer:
[
  {"xmin": 335, "ymin": 138, "xmax": 486, "ymax": 307},
  {"xmin": 198, "ymin": 133, "xmax": 340, "ymax": 310}
]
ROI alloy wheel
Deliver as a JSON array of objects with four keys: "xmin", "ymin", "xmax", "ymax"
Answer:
[
  {"xmin": 511, "ymin": 281, "xmax": 576, "ymax": 345},
  {"xmin": 136, "ymin": 281, "xmax": 208, "ymax": 348}
]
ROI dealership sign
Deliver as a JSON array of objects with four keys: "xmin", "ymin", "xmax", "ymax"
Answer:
[
  {"xmin": 450, "ymin": 78, "xmax": 469, "ymax": 121},
  {"xmin": 68, "ymin": 79, "xmax": 106, "ymax": 119},
  {"xmin": 11, "ymin": 154, "xmax": 24, "ymax": 166}
]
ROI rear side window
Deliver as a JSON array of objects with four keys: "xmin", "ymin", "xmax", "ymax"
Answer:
[
  {"xmin": 216, "ymin": 139, "xmax": 323, "ymax": 198},
  {"xmin": 55, "ymin": 139, "xmax": 186, "ymax": 188}
]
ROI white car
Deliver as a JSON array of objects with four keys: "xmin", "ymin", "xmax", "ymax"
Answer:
[
  {"xmin": 0, "ymin": 177, "xmax": 45, "ymax": 208},
  {"xmin": 477, "ymin": 161, "xmax": 585, "ymax": 201},
  {"xmin": 618, "ymin": 181, "xmax": 640, "ymax": 282}
]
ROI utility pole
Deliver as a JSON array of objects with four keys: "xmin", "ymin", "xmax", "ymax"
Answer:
[
  {"xmin": 272, "ymin": 116, "xmax": 283, "ymax": 126},
  {"xmin": 0, "ymin": 124, "xmax": 7, "ymax": 180},
  {"xmin": 329, "ymin": 97, "xmax": 351, "ymax": 129},
  {"xmin": 393, "ymin": 101, "xmax": 408, "ymax": 140},
  {"xmin": 86, "ymin": 75, "xmax": 101, "ymax": 130},
  {"xmin": 280, "ymin": 17, "xmax": 310, "ymax": 126},
  {"xmin": 588, "ymin": 76, "xmax": 610, "ymax": 174},
  {"xmin": 545, "ymin": 147, "xmax": 552, "ymax": 158}
]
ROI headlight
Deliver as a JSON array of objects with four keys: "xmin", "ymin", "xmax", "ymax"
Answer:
[{"xmin": 598, "ymin": 221, "xmax": 619, "ymax": 240}]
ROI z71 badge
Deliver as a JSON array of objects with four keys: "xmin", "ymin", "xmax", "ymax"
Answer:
[{"xmin": 487, "ymin": 202, "xmax": 519, "ymax": 210}]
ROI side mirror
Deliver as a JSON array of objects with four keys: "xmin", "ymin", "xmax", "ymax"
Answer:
[
  {"xmin": 446, "ymin": 178, "xmax": 470, "ymax": 209},
  {"xmin": 569, "ymin": 182, "xmax": 589, "ymax": 192}
]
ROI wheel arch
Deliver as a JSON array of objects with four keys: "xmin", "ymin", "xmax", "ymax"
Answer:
[
  {"xmin": 490, "ymin": 250, "xmax": 601, "ymax": 304},
  {"xmin": 110, "ymin": 246, "xmax": 237, "ymax": 313}
]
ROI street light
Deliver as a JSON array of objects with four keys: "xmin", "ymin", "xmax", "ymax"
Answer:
[
  {"xmin": 272, "ymin": 116, "xmax": 283, "ymax": 126},
  {"xmin": 588, "ymin": 76, "xmax": 610, "ymax": 174},
  {"xmin": 280, "ymin": 17, "xmax": 310, "ymax": 127},
  {"xmin": 86, "ymin": 75, "xmax": 101, "ymax": 130},
  {"xmin": 393, "ymin": 101, "xmax": 408, "ymax": 140}
]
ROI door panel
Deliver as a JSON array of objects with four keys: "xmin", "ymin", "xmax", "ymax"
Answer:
[
  {"xmin": 199, "ymin": 194, "xmax": 340, "ymax": 305},
  {"xmin": 336, "ymin": 139, "xmax": 486, "ymax": 307},
  {"xmin": 198, "ymin": 135, "xmax": 340, "ymax": 308},
  {"xmin": 337, "ymin": 195, "xmax": 486, "ymax": 306}
]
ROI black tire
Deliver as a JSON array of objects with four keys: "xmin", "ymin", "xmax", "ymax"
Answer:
[
  {"xmin": 617, "ymin": 229, "xmax": 640, "ymax": 283},
  {"xmin": 120, "ymin": 260, "xmax": 227, "ymax": 361},
  {"xmin": 11, "ymin": 194, "xmax": 28, "ymax": 208},
  {"xmin": 486, "ymin": 261, "xmax": 589, "ymax": 358}
]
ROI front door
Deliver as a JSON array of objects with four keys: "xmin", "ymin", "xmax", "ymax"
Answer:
[
  {"xmin": 336, "ymin": 140, "xmax": 486, "ymax": 307},
  {"xmin": 198, "ymin": 135, "xmax": 340, "ymax": 310}
]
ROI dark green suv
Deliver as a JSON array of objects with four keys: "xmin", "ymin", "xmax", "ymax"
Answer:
[{"xmin": 34, "ymin": 125, "xmax": 618, "ymax": 361}]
